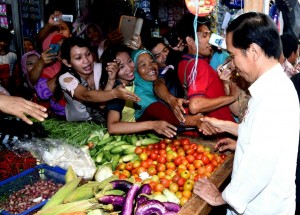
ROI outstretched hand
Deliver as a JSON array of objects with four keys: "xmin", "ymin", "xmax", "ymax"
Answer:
[
  {"xmin": 0, "ymin": 95, "xmax": 48, "ymax": 125},
  {"xmin": 113, "ymin": 84, "xmax": 140, "ymax": 103}
]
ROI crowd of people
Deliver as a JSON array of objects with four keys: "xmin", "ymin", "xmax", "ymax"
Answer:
[{"xmin": 0, "ymin": 8, "xmax": 300, "ymax": 214}]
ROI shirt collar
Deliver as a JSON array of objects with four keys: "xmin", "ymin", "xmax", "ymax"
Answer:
[{"xmin": 249, "ymin": 63, "xmax": 283, "ymax": 99}]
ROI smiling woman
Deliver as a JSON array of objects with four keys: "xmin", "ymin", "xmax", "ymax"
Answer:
[{"xmin": 57, "ymin": 37, "xmax": 140, "ymax": 123}]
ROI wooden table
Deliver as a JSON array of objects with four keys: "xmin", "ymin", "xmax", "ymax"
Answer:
[{"xmin": 178, "ymin": 138, "xmax": 234, "ymax": 215}]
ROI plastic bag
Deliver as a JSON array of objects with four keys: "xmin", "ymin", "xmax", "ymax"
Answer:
[{"xmin": 13, "ymin": 138, "xmax": 96, "ymax": 180}]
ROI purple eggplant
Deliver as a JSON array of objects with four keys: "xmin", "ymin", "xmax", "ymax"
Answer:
[
  {"xmin": 98, "ymin": 195, "xmax": 125, "ymax": 207},
  {"xmin": 135, "ymin": 184, "xmax": 152, "ymax": 207},
  {"xmin": 135, "ymin": 200, "xmax": 168, "ymax": 215},
  {"xmin": 136, "ymin": 195, "xmax": 148, "ymax": 207},
  {"xmin": 163, "ymin": 202, "xmax": 181, "ymax": 213},
  {"xmin": 104, "ymin": 180, "xmax": 133, "ymax": 192},
  {"xmin": 138, "ymin": 184, "xmax": 152, "ymax": 195},
  {"xmin": 121, "ymin": 183, "xmax": 140, "ymax": 215}
]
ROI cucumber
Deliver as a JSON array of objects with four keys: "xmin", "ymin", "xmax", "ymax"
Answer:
[
  {"xmin": 95, "ymin": 151, "xmax": 104, "ymax": 163},
  {"xmin": 97, "ymin": 136, "xmax": 114, "ymax": 146},
  {"xmin": 131, "ymin": 134, "xmax": 138, "ymax": 145},
  {"xmin": 111, "ymin": 154, "xmax": 121, "ymax": 170},
  {"xmin": 104, "ymin": 151, "xmax": 113, "ymax": 161},
  {"xmin": 136, "ymin": 138, "xmax": 160, "ymax": 146},
  {"xmin": 121, "ymin": 154, "xmax": 138, "ymax": 163},
  {"xmin": 105, "ymin": 141, "xmax": 128, "ymax": 151},
  {"xmin": 147, "ymin": 133, "xmax": 162, "ymax": 140},
  {"xmin": 123, "ymin": 146, "xmax": 136, "ymax": 155},
  {"xmin": 110, "ymin": 144, "xmax": 133, "ymax": 154}
]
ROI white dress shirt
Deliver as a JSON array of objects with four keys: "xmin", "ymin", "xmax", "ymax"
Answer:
[{"xmin": 223, "ymin": 63, "xmax": 300, "ymax": 215}]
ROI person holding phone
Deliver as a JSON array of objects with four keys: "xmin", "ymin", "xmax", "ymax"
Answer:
[
  {"xmin": 35, "ymin": 32, "xmax": 66, "ymax": 118},
  {"xmin": 176, "ymin": 13, "xmax": 237, "ymax": 123},
  {"xmin": 217, "ymin": 58, "xmax": 250, "ymax": 123}
]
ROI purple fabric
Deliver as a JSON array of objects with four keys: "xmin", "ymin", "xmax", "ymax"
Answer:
[{"xmin": 35, "ymin": 78, "xmax": 65, "ymax": 116}]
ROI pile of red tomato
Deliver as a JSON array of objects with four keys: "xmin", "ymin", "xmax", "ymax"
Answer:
[{"xmin": 114, "ymin": 138, "xmax": 226, "ymax": 206}]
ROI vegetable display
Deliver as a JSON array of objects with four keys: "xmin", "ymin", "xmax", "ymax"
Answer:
[
  {"xmin": 0, "ymin": 179, "xmax": 63, "ymax": 214},
  {"xmin": 41, "ymin": 118, "xmax": 106, "ymax": 146},
  {"xmin": 113, "ymin": 137, "xmax": 227, "ymax": 206},
  {"xmin": 0, "ymin": 149, "xmax": 36, "ymax": 181}
]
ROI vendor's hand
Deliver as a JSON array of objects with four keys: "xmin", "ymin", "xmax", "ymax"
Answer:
[
  {"xmin": 0, "ymin": 95, "xmax": 48, "ymax": 125},
  {"xmin": 193, "ymin": 178, "xmax": 226, "ymax": 206},
  {"xmin": 152, "ymin": 120, "xmax": 177, "ymax": 138},
  {"xmin": 107, "ymin": 29, "xmax": 124, "ymax": 45},
  {"xmin": 215, "ymin": 138, "xmax": 236, "ymax": 152},
  {"xmin": 169, "ymin": 96, "xmax": 188, "ymax": 123},
  {"xmin": 128, "ymin": 34, "xmax": 142, "ymax": 50},
  {"xmin": 113, "ymin": 84, "xmax": 140, "ymax": 102},
  {"xmin": 106, "ymin": 60, "xmax": 120, "ymax": 82},
  {"xmin": 198, "ymin": 117, "xmax": 225, "ymax": 135}
]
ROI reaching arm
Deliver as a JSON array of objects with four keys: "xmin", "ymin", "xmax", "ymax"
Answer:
[
  {"xmin": 154, "ymin": 78, "xmax": 188, "ymax": 123},
  {"xmin": 0, "ymin": 95, "xmax": 48, "ymax": 124},
  {"xmin": 107, "ymin": 110, "xmax": 177, "ymax": 138}
]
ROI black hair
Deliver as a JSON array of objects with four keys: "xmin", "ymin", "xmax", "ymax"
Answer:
[
  {"xmin": 280, "ymin": 33, "xmax": 299, "ymax": 59},
  {"xmin": 53, "ymin": 37, "xmax": 91, "ymax": 100},
  {"xmin": 143, "ymin": 37, "xmax": 165, "ymax": 52},
  {"xmin": 0, "ymin": 27, "xmax": 13, "ymax": 53},
  {"xmin": 100, "ymin": 44, "xmax": 132, "ymax": 89},
  {"xmin": 226, "ymin": 12, "xmax": 282, "ymax": 60},
  {"xmin": 176, "ymin": 13, "xmax": 211, "ymax": 43}
]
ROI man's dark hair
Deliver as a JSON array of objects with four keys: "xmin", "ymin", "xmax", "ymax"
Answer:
[
  {"xmin": 176, "ymin": 13, "xmax": 211, "ymax": 43},
  {"xmin": 227, "ymin": 12, "xmax": 282, "ymax": 60},
  {"xmin": 281, "ymin": 33, "xmax": 299, "ymax": 59}
]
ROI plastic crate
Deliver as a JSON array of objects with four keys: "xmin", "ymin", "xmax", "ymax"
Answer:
[{"xmin": 0, "ymin": 164, "xmax": 66, "ymax": 215}]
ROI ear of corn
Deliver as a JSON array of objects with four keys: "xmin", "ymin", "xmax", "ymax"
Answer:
[
  {"xmin": 42, "ymin": 177, "xmax": 82, "ymax": 210},
  {"xmin": 65, "ymin": 166, "xmax": 78, "ymax": 183},
  {"xmin": 63, "ymin": 182, "xmax": 101, "ymax": 203},
  {"xmin": 36, "ymin": 199, "xmax": 98, "ymax": 215}
]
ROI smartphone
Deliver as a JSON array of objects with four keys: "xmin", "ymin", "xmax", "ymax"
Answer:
[
  {"xmin": 48, "ymin": 44, "xmax": 60, "ymax": 54},
  {"xmin": 219, "ymin": 58, "xmax": 234, "ymax": 75},
  {"xmin": 54, "ymin": 14, "xmax": 73, "ymax": 22},
  {"xmin": 209, "ymin": 33, "xmax": 227, "ymax": 50},
  {"xmin": 119, "ymin": 15, "xmax": 143, "ymax": 46}
]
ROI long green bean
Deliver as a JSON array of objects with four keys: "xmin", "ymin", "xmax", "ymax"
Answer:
[{"xmin": 40, "ymin": 118, "xmax": 107, "ymax": 146}]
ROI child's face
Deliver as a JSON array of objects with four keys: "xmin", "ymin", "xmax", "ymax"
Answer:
[
  {"xmin": 24, "ymin": 40, "xmax": 34, "ymax": 53},
  {"xmin": 26, "ymin": 54, "xmax": 39, "ymax": 72},
  {"xmin": 137, "ymin": 53, "xmax": 158, "ymax": 82}
]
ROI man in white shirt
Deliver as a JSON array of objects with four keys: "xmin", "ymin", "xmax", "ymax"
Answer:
[{"xmin": 194, "ymin": 12, "xmax": 300, "ymax": 215}]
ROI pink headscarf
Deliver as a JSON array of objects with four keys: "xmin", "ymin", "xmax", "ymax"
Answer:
[
  {"xmin": 42, "ymin": 32, "xmax": 65, "ymax": 51},
  {"xmin": 21, "ymin": 50, "xmax": 40, "ymax": 89}
]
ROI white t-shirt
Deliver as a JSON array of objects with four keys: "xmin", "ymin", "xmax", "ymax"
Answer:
[
  {"xmin": 59, "ymin": 62, "xmax": 102, "ymax": 121},
  {"xmin": 0, "ymin": 52, "xmax": 17, "ymax": 76},
  {"xmin": 223, "ymin": 63, "xmax": 300, "ymax": 215}
]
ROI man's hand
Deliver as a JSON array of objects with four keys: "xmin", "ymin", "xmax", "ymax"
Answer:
[
  {"xmin": 214, "ymin": 138, "xmax": 237, "ymax": 152},
  {"xmin": 0, "ymin": 95, "xmax": 48, "ymax": 125},
  {"xmin": 193, "ymin": 178, "xmax": 226, "ymax": 206}
]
